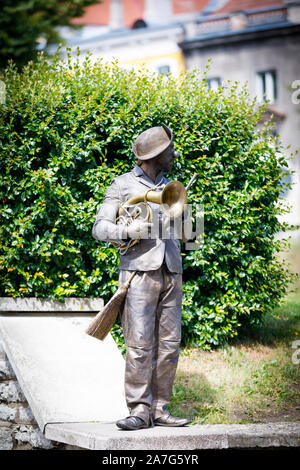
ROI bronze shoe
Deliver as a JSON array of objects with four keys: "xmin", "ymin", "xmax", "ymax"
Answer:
[
  {"xmin": 116, "ymin": 416, "xmax": 150, "ymax": 430},
  {"xmin": 154, "ymin": 414, "xmax": 191, "ymax": 427}
]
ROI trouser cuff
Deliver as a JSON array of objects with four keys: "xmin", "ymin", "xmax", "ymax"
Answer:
[
  {"xmin": 152, "ymin": 401, "xmax": 170, "ymax": 420},
  {"xmin": 129, "ymin": 404, "xmax": 152, "ymax": 426}
]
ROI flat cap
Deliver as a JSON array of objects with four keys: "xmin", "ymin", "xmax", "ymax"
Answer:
[{"xmin": 132, "ymin": 124, "xmax": 173, "ymax": 161}]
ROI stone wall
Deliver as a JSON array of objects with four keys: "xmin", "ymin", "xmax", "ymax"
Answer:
[{"xmin": 0, "ymin": 339, "xmax": 78, "ymax": 450}]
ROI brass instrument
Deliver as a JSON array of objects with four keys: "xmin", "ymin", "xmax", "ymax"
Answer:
[{"xmin": 113, "ymin": 180, "xmax": 188, "ymax": 255}]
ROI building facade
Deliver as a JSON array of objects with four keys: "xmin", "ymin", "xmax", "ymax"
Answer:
[
  {"xmin": 179, "ymin": 0, "xmax": 300, "ymax": 237},
  {"xmin": 62, "ymin": 0, "xmax": 206, "ymax": 74}
]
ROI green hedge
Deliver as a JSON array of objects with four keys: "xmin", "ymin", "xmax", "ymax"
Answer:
[{"xmin": 0, "ymin": 50, "xmax": 297, "ymax": 348}]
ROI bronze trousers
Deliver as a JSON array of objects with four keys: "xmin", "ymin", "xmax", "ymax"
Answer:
[{"xmin": 118, "ymin": 264, "xmax": 182, "ymax": 425}]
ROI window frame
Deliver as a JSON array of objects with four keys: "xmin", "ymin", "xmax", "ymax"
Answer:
[{"xmin": 255, "ymin": 70, "xmax": 277, "ymax": 104}]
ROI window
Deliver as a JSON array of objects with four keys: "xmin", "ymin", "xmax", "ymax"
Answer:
[
  {"xmin": 131, "ymin": 19, "xmax": 147, "ymax": 29},
  {"xmin": 157, "ymin": 65, "xmax": 170, "ymax": 75},
  {"xmin": 206, "ymin": 77, "xmax": 221, "ymax": 90},
  {"xmin": 256, "ymin": 70, "xmax": 277, "ymax": 103}
]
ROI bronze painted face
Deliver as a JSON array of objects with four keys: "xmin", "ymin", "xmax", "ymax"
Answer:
[{"xmin": 155, "ymin": 143, "xmax": 179, "ymax": 173}]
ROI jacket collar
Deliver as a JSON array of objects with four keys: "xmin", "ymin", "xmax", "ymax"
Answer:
[{"xmin": 132, "ymin": 165, "xmax": 166, "ymax": 189}]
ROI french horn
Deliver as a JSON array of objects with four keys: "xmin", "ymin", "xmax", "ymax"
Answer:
[{"xmin": 113, "ymin": 181, "xmax": 187, "ymax": 255}]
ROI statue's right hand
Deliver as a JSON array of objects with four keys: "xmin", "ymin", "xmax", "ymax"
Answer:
[{"xmin": 125, "ymin": 220, "xmax": 153, "ymax": 239}]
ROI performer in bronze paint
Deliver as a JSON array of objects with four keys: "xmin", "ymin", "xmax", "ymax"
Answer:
[{"xmin": 92, "ymin": 124, "xmax": 192, "ymax": 430}]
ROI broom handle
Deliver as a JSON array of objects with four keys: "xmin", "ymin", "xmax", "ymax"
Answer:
[
  {"xmin": 124, "ymin": 270, "xmax": 137, "ymax": 287},
  {"xmin": 185, "ymin": 173, "xmax": 198, "ymax": 191}
]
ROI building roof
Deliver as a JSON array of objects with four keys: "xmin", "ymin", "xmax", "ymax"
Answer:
[
  {"xmin": 179, "ymin": 1, "xmax": 300, "ymax": 49},
  {"xmin": 173, "ymin": 0, "xmax": 210, "ymax": 15},
  {"xmin": 65, "ymin": 21, "xmax": 182, "ymax": 46},
  {"xmin": 66, "ymin": 1, "xmax": 300, "ymax": 52},
  {"xmin": 71, "ymin": 1, "xmax": 110, "ymax": 26},
  {"xmin": 71, "ymin": 0, "xmax": 286, "ymax": 28},
  {"xmin": 180, "ymin": 22, "xmax": 300, "ymax": 52},
  {"xmin": 71, "ymin": 0, "xmax": 145, "ymax": 27},
  {"xmin": 71, "ymin": 0, "xmax": 213, "ymax": 28},
  {"xmin": 215, "ymin": 0, "xmax": 285, "ymax": 15}
]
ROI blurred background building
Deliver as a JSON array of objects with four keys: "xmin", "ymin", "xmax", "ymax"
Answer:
[{"xmin": 58, "ymin": 0, "xmax": 300, "ymax": 238}]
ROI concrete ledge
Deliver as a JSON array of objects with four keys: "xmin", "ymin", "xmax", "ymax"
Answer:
[
  {"xmin": 44, "ymin": 421, "xmax": 300, "ymax": 450},
  {"xmin": 0, "ymin": 315, "xmax": 127, "ymax": 432},
  {"xmin": 0, "ymin": 297, "xmax": 104, "ymax": 312}
]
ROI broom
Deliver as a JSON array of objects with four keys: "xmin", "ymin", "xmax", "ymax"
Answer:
[{"xmin": 85, "ymin": 271, "xmax": 136, "ymax": 340}]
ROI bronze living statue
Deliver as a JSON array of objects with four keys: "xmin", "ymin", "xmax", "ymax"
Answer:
[{"xmin": 92, "ymin": 124, "xmax": 193, "ymax": 430}]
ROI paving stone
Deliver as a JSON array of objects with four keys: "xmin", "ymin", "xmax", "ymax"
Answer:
[
  {"xmin": 0, "ymin": 381, "xmax": 26, "ymax": 403},
  {"xmin": 0, "ymin": 427, "xmax": 13, "ymax": 450},
  {"xmin": 14, "ymin": 425, "xmax": 54, "ymax": 449},
  {"xmin": 0, "ymin": 404, "xmax": 17, "ymax": 422},
  {"xmin": 18, "ymin": 405, "xmax": 36, "ymax": 424},
  {"xmin": 0, "ymin": 358, "xmax": 16, "ymax": 380}
]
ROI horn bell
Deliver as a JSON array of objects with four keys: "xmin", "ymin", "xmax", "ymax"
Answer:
[{"xmin": 161, "ymin": 181, "xmax": 187, "ymax": 219}]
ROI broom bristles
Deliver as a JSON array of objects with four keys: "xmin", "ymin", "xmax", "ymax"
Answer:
[{"xmin": 86, "ymin": 271, "xmax": 136, "ymax": 341}]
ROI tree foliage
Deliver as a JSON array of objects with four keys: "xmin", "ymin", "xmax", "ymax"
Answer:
[
  {"xmin": 0, "ymin": 0, "xmax": 99, "ymax": 69},
  {"xmin": 0, "ymin": 50, "xmax": 297, "ymax": 348}
]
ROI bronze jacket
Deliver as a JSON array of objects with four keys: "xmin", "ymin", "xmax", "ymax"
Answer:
[{"xmin": 92, "ymin": 165, "xmax": 184, "ymax": 273}]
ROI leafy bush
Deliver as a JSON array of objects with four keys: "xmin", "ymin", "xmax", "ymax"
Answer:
[{"xmin": 0, "ymin": 49, "xmax": 297, "ymax": 348}]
